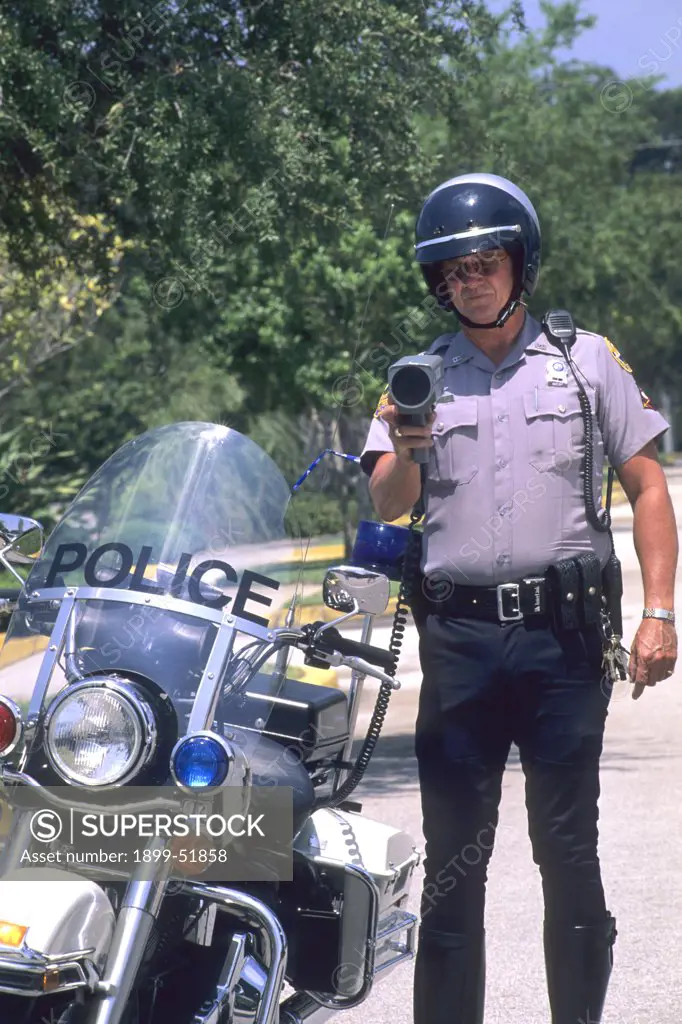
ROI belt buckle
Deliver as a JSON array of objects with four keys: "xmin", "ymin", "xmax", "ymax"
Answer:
[{"xmin": 496, "ymin": 583, "xmax": 523, "ymax": 622}]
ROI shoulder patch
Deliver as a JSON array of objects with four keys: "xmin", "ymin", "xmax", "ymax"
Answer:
[
  {"xmin": 373, "ymin": 385, "xmax": 390, "ymax": 419},
  {"xmin": 639, "ymin": 387, "xmax": 656, "ymax": 411},
  {"xmin": 604, "ymin": 337, "xmax": 633, "ymax": 374}
]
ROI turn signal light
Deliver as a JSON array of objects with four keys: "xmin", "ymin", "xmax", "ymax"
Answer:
[
  {"xmin": 169, "ymin": 834, "xmax": 215, "ymax": 877},
  {"xmin": 43, "ymin": 968, "xmax": 61, "ymax": 992},
  {"xmin": 0, "ymin": 922, "xmax": 28, "ymax": 948},
  {"xmin": 0, "ymin": 702, "xmax": 19, "ymax": 755}
]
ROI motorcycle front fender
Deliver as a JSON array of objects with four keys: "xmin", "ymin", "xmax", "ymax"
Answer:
[{"xmin": 0, "ymin": 868, "xmax": 115, "ymax": 997}]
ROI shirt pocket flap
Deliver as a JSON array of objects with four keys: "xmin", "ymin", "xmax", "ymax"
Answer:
[
  {"xmin": 433, "ymin": 397, "xmax": 478, "ymax": 435},
  {"xmin": 523, "ymin": 388, "xmax": 582, "ymax": 422}
]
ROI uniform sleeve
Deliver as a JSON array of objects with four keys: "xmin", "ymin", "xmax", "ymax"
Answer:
[
  {"xmin": 595, "ymin": 335, "xmax": 669, "ymax": 467},
  {"xmin": 360, "ymin": 386, "xmax": 395, "ymax": 477}
]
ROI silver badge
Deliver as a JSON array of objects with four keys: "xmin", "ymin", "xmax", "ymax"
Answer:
[
  {"xmin": 436, "ymin": 390, "xmax": 456, "ymax": 404},
  {"xmin": 545, "ymin": 358, "xmax": 568, "ymax": 387}
]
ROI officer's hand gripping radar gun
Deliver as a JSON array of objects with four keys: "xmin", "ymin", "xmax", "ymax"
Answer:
[{"xmin": 387, "ymin": 354, "xmax": 444, "ymax": 464}]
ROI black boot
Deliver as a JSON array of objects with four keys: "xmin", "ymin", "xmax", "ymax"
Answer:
[
  {"xmin": 544, "ymin": 913, "xmax": 617, "ymax": 1024},
  {"xmin": 413, "ymin": 928, "xmax": 485, "ymax": 1024}
]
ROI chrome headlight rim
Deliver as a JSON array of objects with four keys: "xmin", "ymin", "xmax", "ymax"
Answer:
[
  {"xmin": 0, "ymin": 695, "xmax": 23, "ymax": 758},
  {"xmin": 43, "ymin": 676, "xmax": 158, "ymax": 788}
]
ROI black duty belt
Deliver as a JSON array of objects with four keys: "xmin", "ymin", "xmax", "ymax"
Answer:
[
  {"xmin": 422, "ymin": 576, "xmax": 549, "ymax": 623},
  {"xmin": 416, "ymin": 553, "xmax": 605, "ymax": 628}
]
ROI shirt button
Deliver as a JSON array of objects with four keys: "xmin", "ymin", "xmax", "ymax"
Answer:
[
  {"xmin": 558, "ymin": 404, "xmax": 566, "ymax": 413},
  {"xmin": 494, "ymin": 372, "xmax": 503, "ymax": 379},
  {"xmin": 497, "ymin": 412, "xmax": 508, "ymax": 422},
  {"xmin": 496, "ymin": 553, "xmax": 510, "ymax": 565},
  {"xmin": 497, "ymin": 458, "xmax": 507, "ymax": 469},
  {"xmin": 499, "ymin": 501, "xmax": 512, "ymax": 515}
]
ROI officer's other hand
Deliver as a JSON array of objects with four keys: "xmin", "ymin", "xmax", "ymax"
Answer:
[
  {"xmin": 629, "ymin": 618, "xmax": 677, "ymax": 699},
  {"xmin": 380, "ymin": 404, "xmax": 435, "ymax": 464}
]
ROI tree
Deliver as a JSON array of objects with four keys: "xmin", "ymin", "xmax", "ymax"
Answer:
[
  {"xmin": 0, "ymin": 208, "xmax": 130, "ymax": 389},
  {"xmin": 0, "ymin": 281, "xmax": 245, "ymax": 525},
  {"xmin": 3, "ymin": 0, "xmax": 682, "ymax": 539},
  {"xmin": 399, "ymin": 1, "xmax": 682, "ymax": 399},
  {"xmin": 0, "ymin": 0, "xmax": 507, "ymax": 533},
  {"xmin": 0, "ymin": 0, "xmax": 500, "ymax": 270}
]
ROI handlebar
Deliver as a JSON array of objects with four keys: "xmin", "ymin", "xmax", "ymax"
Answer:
[
  {"xmin": 310, "ymin": 626, "xmax": 396, "ymax": 671},
  {"xmin": 271, "ymin": 623, "xmax": 398, "ymax": 678},
  {"xmin": 0, "ymin": 589, "xmax": 21, "ymax": 601}
]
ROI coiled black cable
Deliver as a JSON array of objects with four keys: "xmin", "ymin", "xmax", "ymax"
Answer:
[
  {"xmin": 550, "ymin": 325, "xmax": 621, "ymax": 638},
  {"xmin": 557, "ymin": 340, "xmax": 612, "ymax": 533},
  {"xmin": 318, "ymin": 470, "xmax": 426, "ymax": 809},
  {"xmin": 328, "ymin": 809, "xmax": 365, "ymax": 866}
]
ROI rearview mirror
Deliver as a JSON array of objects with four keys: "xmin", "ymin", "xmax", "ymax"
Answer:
[
  {"xmin": 0, "ymin": 512, "xmax": 45, "ymax": 585},
  {"xmin": 323, "ymin": 565, "xmax": 390, "ymax": 617}
]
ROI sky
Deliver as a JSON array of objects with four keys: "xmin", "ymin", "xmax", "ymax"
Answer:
[{"xmin": 486, "ymin": 0, "xmax": 682, "ymax": 89}]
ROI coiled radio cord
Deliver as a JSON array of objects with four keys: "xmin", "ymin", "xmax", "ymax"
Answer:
[
  {"xmin": 556, "ymin": 339, "xmax": 612, "ymax": 534},
  {"xmin": 319, "ymin": 471, "xmax": 426, "ymax": 809}
]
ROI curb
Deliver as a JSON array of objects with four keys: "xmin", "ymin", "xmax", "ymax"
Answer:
[{"xmin": 0, "ymin": 635, "xmax": 49, "ymax": 668}]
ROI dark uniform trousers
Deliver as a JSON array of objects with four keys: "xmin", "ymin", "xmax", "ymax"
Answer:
[{"xmin": 411, "ymin": 607, "xmax": 617, "ymax": 1024}]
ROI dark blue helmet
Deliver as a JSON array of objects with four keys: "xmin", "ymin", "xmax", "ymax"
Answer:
[{"xmin": 414, "ymin": 173, "xmax": 542, "ymax": 328}]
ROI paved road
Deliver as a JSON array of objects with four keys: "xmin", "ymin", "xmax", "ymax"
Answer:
[{"xmin": 337, "ymin": 469, "xmax": 682, "ymax": 1024}]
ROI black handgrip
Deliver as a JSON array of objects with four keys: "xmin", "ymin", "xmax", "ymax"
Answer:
[
  {"xmin": 316, "ymin": 626, "xmax": 396, "ymax": 671},
  {"xmin": 0, "ymin": 589, "xmax": 21, "ymax": 601}
]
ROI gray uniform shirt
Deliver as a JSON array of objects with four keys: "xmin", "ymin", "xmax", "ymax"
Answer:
[{"xmin": 360, "ymin": 311, "xmax": 669, "ymax": 586}]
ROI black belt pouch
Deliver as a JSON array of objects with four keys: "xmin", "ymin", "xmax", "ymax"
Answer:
[
  {"xmin": 545, "ymin": 557, "xmax": 582, "ymax": 631},
  {"xmin": 574, "ymin": 552, "xmax": 603, "ymax": 627},
  {"xmin": 546, "ymin": 553, "xmax": 603, "ymax": 631}
]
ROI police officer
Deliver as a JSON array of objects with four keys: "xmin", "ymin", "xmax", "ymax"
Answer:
[{"xmin": 359, "ymin": 174, "xmax": 678, "ymax": 1024}]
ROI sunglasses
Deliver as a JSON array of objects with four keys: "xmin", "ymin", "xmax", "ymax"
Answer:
[{"xmin": 442, "ymin": 250, "xmax": 509, "ymax": 283}]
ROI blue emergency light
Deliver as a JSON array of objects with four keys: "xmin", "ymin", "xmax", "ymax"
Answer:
[
  {"xmin": 350, "ymin": 520, "xmax": 412, "ymax": 582},
  {"xmin": 172, "ymin": 735, "xmax": 232, "ymax": 788}
]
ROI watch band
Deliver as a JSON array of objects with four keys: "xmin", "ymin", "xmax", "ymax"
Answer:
[{"xmin": 642, "ymin": 607, "xmax": 676, "ymax": 623}]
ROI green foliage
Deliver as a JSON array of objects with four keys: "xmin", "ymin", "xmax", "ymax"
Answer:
[
  {"xmin": 0, "ymin": 0, "xmax": 496, "ymax": 265},
  {"xmin": 0, "ymin": 208, "xmax": 131, "ymax": 403},
  {"xmin": 404, "ymin": 2, "xmax": 682, "ymax": 395},
  {"xmin": 0, "ymin": 289, "xmax": 245, "ymax": 528}
]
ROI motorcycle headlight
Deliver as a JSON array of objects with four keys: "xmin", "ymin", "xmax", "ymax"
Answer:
[{"xmin": 44, "ymin": 678, "xmax": 158, "ymax": 787}]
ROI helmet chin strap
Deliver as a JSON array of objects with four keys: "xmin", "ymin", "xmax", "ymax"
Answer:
[{"xmin": 455, "ymin": 289, "xmax": 523, "ymax": 330}]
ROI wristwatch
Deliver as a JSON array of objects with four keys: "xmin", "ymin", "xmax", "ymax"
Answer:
[{"xmin": 642, "ymin": 607, "xmax": 676, "ymax": 624}]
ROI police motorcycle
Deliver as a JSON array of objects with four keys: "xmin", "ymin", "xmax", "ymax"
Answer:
[{"xmin": 0, "ymin": 421, "xmax": 420, "ymax": 1024}]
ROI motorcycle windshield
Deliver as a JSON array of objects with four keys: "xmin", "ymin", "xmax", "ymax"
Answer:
[{"xmin": 0, "ymin": 423, "xmax": 322, "ymax": 758}]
